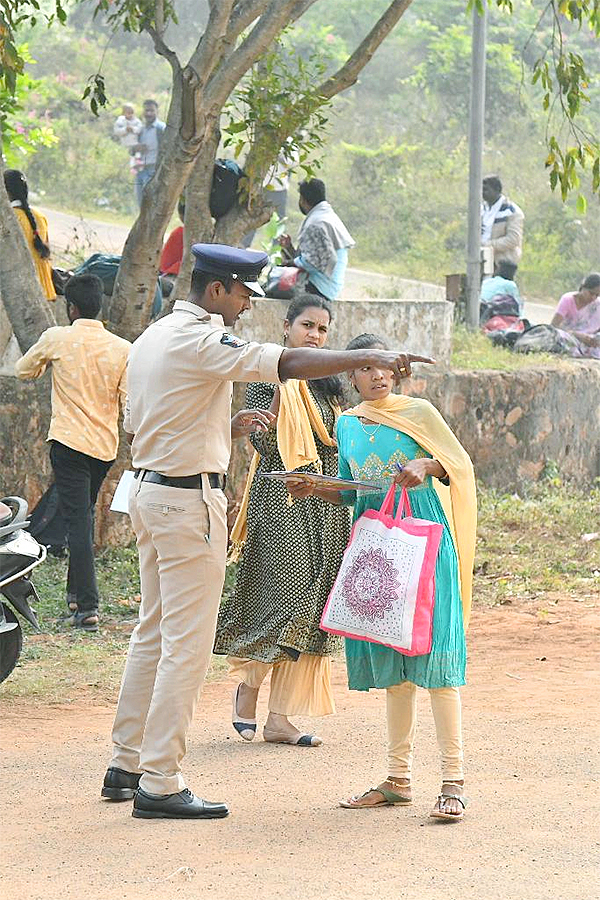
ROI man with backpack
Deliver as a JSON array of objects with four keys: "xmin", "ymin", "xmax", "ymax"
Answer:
[{"xmin": 15, "ymin": 274, "xmax": 131, "ymax": 630}]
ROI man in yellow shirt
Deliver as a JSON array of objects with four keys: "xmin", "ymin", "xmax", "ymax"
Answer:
[{"xmin": 15, "ymin": 274, "xmax": 130, "ymax": 630}]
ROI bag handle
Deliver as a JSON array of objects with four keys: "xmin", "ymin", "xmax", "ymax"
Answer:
[
  {"xmin": 379, "ymin": 484, "xmax": 413, "ymax": 521},
  {"xmin": 394, "ymin": 487, "xmax": 412, "ymax": 523}
]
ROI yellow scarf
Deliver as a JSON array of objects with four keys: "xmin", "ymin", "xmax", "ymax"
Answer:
[
  {"xmin": 343, "ymin": 394, "xmax": 477, "ymax": 628},
  {"xmin": 228, "ymin": 380, "xmax": 338, "ymax": 562}
]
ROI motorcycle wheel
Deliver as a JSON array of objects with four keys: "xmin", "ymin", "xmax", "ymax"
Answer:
[{"xmin": 0, "ymin": 605, "xmax": 22, "ymax": 683}]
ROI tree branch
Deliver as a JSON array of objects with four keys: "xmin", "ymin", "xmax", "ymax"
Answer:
[
  {"xmin": 144, "ymin": 23, "xmax": 181, "ymax": 75},
  {"xmin": 187, "ymin": 0, "xmax": 237, "ymax": 90},
  {"xmin": 204, "ymin": 0, "xmax": 318, "ymax": 110},
  {"xmin": 318, "ymin": 0, "xmax": 414, "ymax": 100}
]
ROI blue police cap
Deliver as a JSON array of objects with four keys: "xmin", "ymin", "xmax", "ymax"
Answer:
[{"xmin": 191, "ymin": 243, "xmax": 268, "ymax": 297}]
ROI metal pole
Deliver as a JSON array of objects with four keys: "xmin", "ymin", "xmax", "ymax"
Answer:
[{"xmin": 466, "ymin": 2, "xmax": 487, "ymax": 329}]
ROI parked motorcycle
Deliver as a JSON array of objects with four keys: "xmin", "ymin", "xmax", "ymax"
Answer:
[{"xmin": 0, "ymin": 496, "xmax": 45, "ymax": 683}]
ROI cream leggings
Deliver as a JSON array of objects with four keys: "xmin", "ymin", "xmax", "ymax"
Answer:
[
  {"xmin": 228, "ymin": 654, "xmax": 335, "ymax": 717},
  {"xmin": 387, "ymin": 682, "xmax": 464, "ymax": 782}
]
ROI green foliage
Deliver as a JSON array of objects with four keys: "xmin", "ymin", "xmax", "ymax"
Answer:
[
  {"xmin": 0, "ymin": 0, "xmax": 67, "ymax": 95},
  {"xmin": 0, "ymin": 45, "xmax": 57, "ymax": 165},
  {"xmin": 223, "ymin": 40, "xmax": 331, "ymax": 204}
]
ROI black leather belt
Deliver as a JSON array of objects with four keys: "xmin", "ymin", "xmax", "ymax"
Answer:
[{"xmin": 134, "ymin": 470, "xmax": 226, "ymax": 490}]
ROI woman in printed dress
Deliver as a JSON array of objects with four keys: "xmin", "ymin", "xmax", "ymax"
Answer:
[
  {"xmin": 550, "ymin": 273, "xmax": 600, "ymax": 359},
  {"xmin": 290, "ymin": 333, "xmax": 476, "ymax": 819},
  {"xmin": 214, "ymin": 296, "xmax": 351, "ymax": 747}
]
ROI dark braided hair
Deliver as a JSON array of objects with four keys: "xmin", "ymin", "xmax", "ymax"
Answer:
[
  {"xmin": 3, "ymin": 170, "xmax": 51, "ymax": 259},
  {"xmin": 285, "ymin": 294, "xmax": 344, "ymax": 404}
]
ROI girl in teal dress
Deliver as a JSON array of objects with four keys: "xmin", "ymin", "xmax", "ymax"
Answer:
[{"xmin": 290, "ymin": 333, "xmax": 476, "ymax": 820}]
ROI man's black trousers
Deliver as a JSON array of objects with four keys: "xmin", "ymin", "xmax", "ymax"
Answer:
[{"xmin": 49, "ymin": 441, "xmax": 113, "ymax": 613}]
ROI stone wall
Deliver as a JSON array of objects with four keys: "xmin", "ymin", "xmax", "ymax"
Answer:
[
  {"xmin": 2, "ymin": 296, "xmax": 598, "ymax": 547},
  {"xmin": 235, "ymin": 297, "xmax": 453, "ymax": 366},
  {"xmin": 404, "ymin": 360, "xmax": 600, "ymax": 490}
]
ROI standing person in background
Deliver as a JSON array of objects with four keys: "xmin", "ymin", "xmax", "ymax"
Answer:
[
  {"xmin": 159, "ymin": 198, "xmax": 185, "ymax": 297},
  {"xmin": 241, "ymin": 146, "xmax": 299, "ymax": 248},
  {"xmin": 214, "ymin": 295, "xmax": 351, "ymax": 748},
  {"xmin": 481, "ymin": 175, "xmax": 524, "ymax": 269},
  {"xmin": 3, "ymin": 169, "xmax": 56, "ymax": 301},
  {"xmin": 15, "ymin": 274, "xmax": 130, "ymax": 631},
  {"xmin": 113, "ymin": 103, "xmax": 143, "ymax": 172},
  {"xmin": 133, "ymin": 99, "xmax": 166, "ymax": 207},
  {"xmin": 279, "ymin": 178, "xmax": 355, "ymax": 301}
]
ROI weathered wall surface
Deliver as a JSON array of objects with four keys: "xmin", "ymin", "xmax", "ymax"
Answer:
[
  {"xmin": 2, "ymin": 310, "xmax": 598, "ymax": 547},
  {"xmin": 235, "ymin": 297, "xmax": 453, "ymax": 366},
  {"xmin": 404, "ymin": 360, "xmax": 600, "ymax": 490},
  {"xmin": 0, "ymin": 373, "xmax": 134, "ymax": 546}
]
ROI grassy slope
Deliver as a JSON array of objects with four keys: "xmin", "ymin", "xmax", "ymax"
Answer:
[{"xmin": 1, "ymin": 481, "xmax": 598, "ymax": 703}]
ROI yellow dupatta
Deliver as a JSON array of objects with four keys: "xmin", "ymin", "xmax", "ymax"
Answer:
[
  {"xmin": 228, "ymin": 380, "xmax": 338, "ymax": 562},
  {"xmin": 343, "ymin": 394, "xmax": 477, "ymax": 627}
]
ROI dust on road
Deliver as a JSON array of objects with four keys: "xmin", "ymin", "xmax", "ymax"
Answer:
[{"xmin": 1, "ymin": 596, "xmax": 597, "ymax": 900}]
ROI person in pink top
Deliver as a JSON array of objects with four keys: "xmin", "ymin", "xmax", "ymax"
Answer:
[{"xmin": 551, "ymin": 273, "xmax": 600, "ymax": 359}]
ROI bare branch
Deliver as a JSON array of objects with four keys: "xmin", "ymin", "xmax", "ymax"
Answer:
[
  {"xmin": 318, "ymin": 0, "xmax": 413, "ymax": 99},
  {"xmin": 155, "ymin": 0, "xmax": 165, "ymax": 36},
  {"xmin": 204, "ymin": 0, "xmax": 318, "ymax": 110},
  {"xmin": 145, "ymin": 23, "xmax": 181, "ymax": 74},
  {"xmin": 187, "ymin": 0, "xmax": 236, "ymax": 89},
  {"xmin": 227, "ymin": 0, "xmax": 272, "ymax": 39}
]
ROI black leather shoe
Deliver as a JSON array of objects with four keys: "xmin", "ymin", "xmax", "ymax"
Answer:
[
  {"xmin": 101, "ymin": 767, "xmax": 141, "ymax": 801},
  {"xmin": 132, "ymin": 787, "xmax": 229, "ymax": 819}
]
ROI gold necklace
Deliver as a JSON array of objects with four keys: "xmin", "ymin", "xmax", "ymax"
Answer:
[{"xmin": 359, "ymin": 418, "xmax": 381, "ymax": 443}]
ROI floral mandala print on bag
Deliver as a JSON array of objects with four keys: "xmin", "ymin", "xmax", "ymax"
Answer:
[{"xmin": 341, "ymin": 548, "xmax": 398, "ymax": 622}]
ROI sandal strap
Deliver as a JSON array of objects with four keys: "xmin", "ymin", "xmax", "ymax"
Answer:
[{"xmin": 437, "ymin": 793, "xmax": 468, "ymax": 809}]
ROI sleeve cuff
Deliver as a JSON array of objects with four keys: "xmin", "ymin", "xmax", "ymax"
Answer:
[{"xmin": 258, "ymin": 342, "xmax": 285, "ymax": 386}]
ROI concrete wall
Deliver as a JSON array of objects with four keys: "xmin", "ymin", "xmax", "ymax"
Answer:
[{"xmin": 236, "ymin": 297, "xmax": 453, "ymax": 366}]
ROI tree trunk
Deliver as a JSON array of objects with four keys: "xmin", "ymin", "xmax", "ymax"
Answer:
[
  {"xmin": 107, "ymin": 65, "xmax": 212, "ymax": 341},
  {"xmin": 0, "ymin": 156, "xmax": 56, "ymax": 353}
]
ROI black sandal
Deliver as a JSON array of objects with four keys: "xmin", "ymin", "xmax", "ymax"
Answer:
[{"xmin": 69, "ymin": 610, "xmax": 99, "ymax": 632}]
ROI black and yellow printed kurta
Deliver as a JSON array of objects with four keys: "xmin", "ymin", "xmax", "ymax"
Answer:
[{"xmin": 214, "ymin": 381, "xmax": 351, "ymax": 664}]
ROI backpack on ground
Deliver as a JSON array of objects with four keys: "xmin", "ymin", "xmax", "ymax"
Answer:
[
  {"xmin": 480, "ymin": 293, "xmax": 521, "ymax": 325},
  {"xmin": 513, "ymin": 324, "xmax": 579, "ymax": 355}
]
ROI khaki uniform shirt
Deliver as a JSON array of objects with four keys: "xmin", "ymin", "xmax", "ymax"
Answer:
[
  {"xmin": 125, "ymin": 300, "xmax": 283, "ymax": 476},
  {"xmin": 15, "ymin": 319, "xmax": 131, "ymax": 461}
]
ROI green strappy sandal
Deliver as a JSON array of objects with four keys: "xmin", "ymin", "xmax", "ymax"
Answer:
[
  {"xmin": 339, "ymin": 780, "xmax": 412, "ymax": 809},
  {"xmin": 430, "ymin": 782, "xmax": 468, "ymax": 821}
]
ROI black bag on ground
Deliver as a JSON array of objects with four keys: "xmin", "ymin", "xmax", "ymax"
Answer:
[
  {"xmin": 513, "ymin": 324, "xmax": 579, "ymax": 355},
  {"xmin": 210, "ymin": 159, "xmax": 245, "ymax": 219},
  {"xmin": 28, "ymin": 483, "xmax": 67, "ymax": 557}
]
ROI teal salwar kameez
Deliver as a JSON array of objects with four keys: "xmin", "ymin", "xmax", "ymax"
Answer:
[{"xmin": 336, "ymin": 417, "xmax": 467, "ymax": 691}]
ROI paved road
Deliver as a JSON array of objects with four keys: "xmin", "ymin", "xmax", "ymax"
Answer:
[{"xmin": 41, "ymin": 207, "xmax": 554, "ymax": 323}]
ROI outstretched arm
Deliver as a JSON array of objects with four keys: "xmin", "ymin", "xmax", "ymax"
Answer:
[{"xmin": 278, "ymin": 347, "xmax": 435, "ymax": 383}]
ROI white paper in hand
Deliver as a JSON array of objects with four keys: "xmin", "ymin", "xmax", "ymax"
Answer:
[{"xmin": 110, "ymin": 470, "xmax": 135, "ymax": 514}]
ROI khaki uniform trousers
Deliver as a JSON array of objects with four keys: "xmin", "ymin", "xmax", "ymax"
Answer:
[{"xmin": 110, "ymin": 479, "xmax": 227, "ymax": 795}]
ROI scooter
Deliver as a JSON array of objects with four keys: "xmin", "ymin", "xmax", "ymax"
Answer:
[{"xmin": 0, "ymin": 496, "xmax": 45, "ymax": 683}]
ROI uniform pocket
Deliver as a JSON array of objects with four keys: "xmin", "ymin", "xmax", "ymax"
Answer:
[{"xmin": 147, "ymin": 502, "xmax": 186, "ymax": 514}]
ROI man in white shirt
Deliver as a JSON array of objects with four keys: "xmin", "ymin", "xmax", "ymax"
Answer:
[
  {"xmin": 481, "ymin": 176, "xmax": 524, "ymax": 268},
  {"xmin": 133, "ymin": 99, "xmax": 166, "ymax": 207}
]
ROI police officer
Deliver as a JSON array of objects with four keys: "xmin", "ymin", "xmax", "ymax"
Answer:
[{"xmin": 102, "ymin": 243, "xmax": 433, "ymax": 820}]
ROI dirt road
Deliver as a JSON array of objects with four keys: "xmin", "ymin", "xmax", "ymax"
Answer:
[
  {"xmin": 40, "ymin": 206, "xmax": 553, "ymax": 322},
  {"xmin": 1, "ymin": 596, "xmax": 597, "ymax": 900}
]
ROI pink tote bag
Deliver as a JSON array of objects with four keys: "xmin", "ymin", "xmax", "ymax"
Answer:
[{"xmin": 320, "ymin": 484, "xmax": 443, "ymax": 656}]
